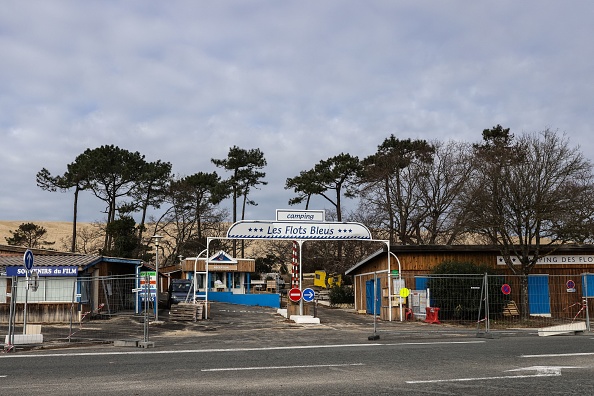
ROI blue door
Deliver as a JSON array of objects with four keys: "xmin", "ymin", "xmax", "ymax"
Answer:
[
  {"xmin": 528, "ymin": 275, "xmax": 551, "ymax": 316},
  {"xmin": 582, "ymin": 274, "xmax": 594, "ymax": 297},
  {"xmin": 365, "ymin": 279, "xmax": 381, "ymax": 315}
]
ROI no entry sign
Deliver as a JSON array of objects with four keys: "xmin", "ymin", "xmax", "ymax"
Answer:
[{"xmin": 288, "ymin": 287, "xmax": 302, "ymax": 302}]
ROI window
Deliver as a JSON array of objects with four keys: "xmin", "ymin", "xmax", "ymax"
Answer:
[
  {"xmin": 0, "ymin": 277, "xmax": 6, "ymax": 303},
  {"xmin": 15, "ymin": 277, "xmax": 76, "ymax": 303}
]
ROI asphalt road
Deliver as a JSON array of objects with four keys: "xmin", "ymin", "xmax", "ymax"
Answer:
[{"xmin": 1, "ymin": 303, "xmax": 594, "ymax": 395}]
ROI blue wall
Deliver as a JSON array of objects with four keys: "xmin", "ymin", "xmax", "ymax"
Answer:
[{"xmin": 202, "ymin": 292, "xmax": 281, "ymax": 308}]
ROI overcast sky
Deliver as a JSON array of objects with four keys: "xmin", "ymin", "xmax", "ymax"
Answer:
[{"xmin": 2, "ymin": 1, "xmax": 594, "ymax": 224}]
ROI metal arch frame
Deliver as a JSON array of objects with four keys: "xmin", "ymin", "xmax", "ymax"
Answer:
[
  {"xmin": 192, "ymin": 249, "xmax": 208, "ymax": 304},
  {"xmin": 201, "ymin": 236, "xmax": 403, "ymax": 321}
]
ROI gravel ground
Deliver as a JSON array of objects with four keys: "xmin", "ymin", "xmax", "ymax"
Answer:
[{"xmin": 5, "ymin": 302, "xmax": 517, "ymax": 352}]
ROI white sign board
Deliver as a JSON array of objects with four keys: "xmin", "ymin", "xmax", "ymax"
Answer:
[
  {"xmin": 497, "ymin": 255, "xmax": 594, "ymax": 265},
  {"xmin": 276, "ymin": 209, "xmax": 325, "ymax": 222},
  {"xmin": 226, "ymin": 220, "xmax": 372, "ymax": 240},
  {"xmin": 410, "ymin": 290, "xmax": 428, "ymax": 316}
]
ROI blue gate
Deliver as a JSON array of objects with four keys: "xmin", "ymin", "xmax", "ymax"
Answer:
[
  {"xmin": 528, "ymin": 275, "xmax": 551, "ymax": 316},
  {"xmin": 365, "ymin": 279, "xmax": 381, "ymax": 315}
]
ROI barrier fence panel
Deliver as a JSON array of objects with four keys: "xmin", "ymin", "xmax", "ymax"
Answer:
[
  {"xmin": 488, "ymin": 273, "xmax": 591, "ymax": 335},
  {"xmin": 3, "ymin": 272, "xmax": 593, "ymax": 347},
  {"xmin": 65, "ymin": 275, "xmax": 146, "ymax": 344},
  {"xmin": 363, "ymin": 272, "xmax": 592, "ymax": 335},
  {"xmin": 1, "ymin": 274, "xmax": 148, "ymax": 347}
]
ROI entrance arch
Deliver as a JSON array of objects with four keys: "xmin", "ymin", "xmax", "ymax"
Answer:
[{"xmin": 197, "ymin": 216, "xmax": 401, "ymax": 321}]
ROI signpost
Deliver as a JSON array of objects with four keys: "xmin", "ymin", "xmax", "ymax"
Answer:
[
  {"xmin": 23, "ymin": 250, "xmax": 34, "ymax": 334},
  {"xmin": 139, "ymin": 271, "xmax": 157, "ymax": 317},
  {"xmin": 24, "ymin": 249, "xmax": 34, "ymax": 271},
  {"xmin": 302, "ymin": 287, "xmax": 315, "ymax": 303},
  {"xmin": 288, "ymin": 287, "xmax": 302, "ymax": 303}
]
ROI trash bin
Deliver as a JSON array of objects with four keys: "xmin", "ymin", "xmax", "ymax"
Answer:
[{"xmin": 424, "ymin": 307, "xmax": 440, "ymax": 324}]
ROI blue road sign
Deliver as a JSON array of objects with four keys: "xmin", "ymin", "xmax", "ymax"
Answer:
[
  {"xmin": 24, "ymin": 249, "xmax": 34, "ymax": 271},
  {"xmin": 302, "ymin": 287, "xmax": 315, "ymax": 302}
]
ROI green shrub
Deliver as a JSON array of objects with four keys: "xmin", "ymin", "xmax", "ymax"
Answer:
[
  {"xmin": 428, "ymin": 261, "xmax": 504, "ymax": 321},
  {"xmin": 328, "ymin": 284, "xmax": 354, "ymax": 306}
]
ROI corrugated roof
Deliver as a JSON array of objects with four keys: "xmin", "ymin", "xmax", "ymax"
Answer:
[
  {"xmin": 0, "ymin": 244, "xmax": 84, "ymax": 257},
  {"xmin": 0, "ymin": 255, "xmax": 143, "ymax": 270},
  {"xmin": 0, "ymin": 255, "xmax": 102, "ymax": 267}
]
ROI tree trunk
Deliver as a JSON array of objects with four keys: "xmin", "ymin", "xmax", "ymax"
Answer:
[
  {"xmin": 232, "ymin": 185, "xmax": 237, "ymax": 258},
  {"xmin": 384, "ymin": 177, "xmax": 395, "ymax": 245},
  {"xmin": 71, "ymin": 186, "xmax": 80, "ymax": 253},
  {"xmin": 520, "ymin": 274, "xmax": 529, "ymax": 320}
]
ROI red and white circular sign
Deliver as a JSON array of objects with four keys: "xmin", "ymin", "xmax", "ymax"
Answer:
[{"xmin": 288, "ymin": 287, "xmax": 302, "ymax": 302}]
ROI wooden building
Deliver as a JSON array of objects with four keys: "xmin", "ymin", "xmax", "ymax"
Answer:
[
  {"xmin": 1, "ymin": 245, "xmax": 144, "ymax": 323},
  {"xmin": 160, "ymin": 250, "xmax": 281, "ymax": 308},
  {"xmin": 345, "ymin": 245, "xmax": 594, "ymax": 321}
]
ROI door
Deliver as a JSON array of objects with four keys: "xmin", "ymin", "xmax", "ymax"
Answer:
[
  {"xmin": 365, "ymin": 279, "xmax": 381, "ymax": 315},
  {"xmin": 528, "ymin": 275, "xmax": 551, "ymax": 316}
]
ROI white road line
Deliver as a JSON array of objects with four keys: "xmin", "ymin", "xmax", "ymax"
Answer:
[
  {"xmin": 407, "ymin": 365, "xmax": 586, "ymax": 384},
  {"xmin": 384, "ymin": 341, "xmax": 485, "ymax": 347},
  {"xmin": 0, "ymin": 340, "xmax": 483, "ymax": 359},
  {"xmin": 407, "ymin": 372, "xmax": 560, "ymax": 384},
  {"xmin": 202, "ymin": 363, "xmax": 364, "ymax": 372},
  {"xmin": 522, "ymin": 352, "xmax": 594, "ymax": 358}
]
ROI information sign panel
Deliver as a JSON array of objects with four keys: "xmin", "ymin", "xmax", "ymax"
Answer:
[
  {"xmin": 24, "ymin": 249, "xmax": 34, "ymax": 271},
  {"xmin": 302, "ymin": 287, "xmax": 315, "ymax": 302}
]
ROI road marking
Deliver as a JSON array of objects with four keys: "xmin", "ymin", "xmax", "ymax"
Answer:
[
  {"xmin": 522, "ymin": 352, "xmax": 594, "ymax": 358},
  {"xmin": 407, "ymin": 372, "xmax": 560, "ymax": 384},
  {"xmin": 508, "ymin": 366, "xmax": 584, "ymax": 373},
  {"xmin": 202, "ymin": 363, "xmax": 364, "ymax": 372},
  {"xmin": 0, "ymin": 340, "xmax": 483, "ymax": 359},
  {"xmin": 407, "ymin": 365, "xmax": 584, "ymax": 384}
]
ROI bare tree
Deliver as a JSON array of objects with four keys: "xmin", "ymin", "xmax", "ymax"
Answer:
[
  {"xmin": 359, "ymin": 136, "xmax": 434, "ymax": 245},
  {"xmin": 417, "ymin": 140, "xmax": 474, "ymax": 244},
  {"xmin": 463, "ymin": 126, "xmax": 594, "ymax": 318}
]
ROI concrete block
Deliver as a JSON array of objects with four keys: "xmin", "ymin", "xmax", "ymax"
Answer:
[
  {"xmin": 113, "ymin": 339, "xmax": 139, "ymax": 347},
  {"xmin": 4, "ymin": 334, "xmax": 43, "ymax": 345},
  {"xmin": 277, "ymin": 308, "xmax": 288, "ymax": 318},
  {"xmin": 538, "ymin": 321, "xmax": 586, "ymax": 336},
  {"xmin": 290, "ymin": 315, "xmax": 320, "ymax": 324},
  {"xmin": 26, "ymin": 325, "xmax": 42, "ymax": 335}
]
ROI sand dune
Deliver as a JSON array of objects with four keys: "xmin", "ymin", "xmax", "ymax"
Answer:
[{"xmin": 0, "ymin": 220, "xmax": 89, "ymax": 250}]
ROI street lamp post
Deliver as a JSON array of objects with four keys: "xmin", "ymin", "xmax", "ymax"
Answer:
[{"xmin": 151, "ymin": 234, "xmax": 163, "ymax": 322}]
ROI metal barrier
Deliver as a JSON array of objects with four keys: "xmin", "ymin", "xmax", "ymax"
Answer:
[
  {"xmin": 2, "ymin": 274, "xmax": 148, "ymax": 348},
  {"xmin": 354, "ymin": 272, "xmax": 593, "ymax": 336},
  {"xmin": 2, "ymin": 272, "xmax": 592, "ymax": 349}
]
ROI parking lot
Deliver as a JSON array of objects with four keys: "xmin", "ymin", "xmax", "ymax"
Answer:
[{"xmin": 5, "ymin": 301, "xmax": 548, "ymax": 353}]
